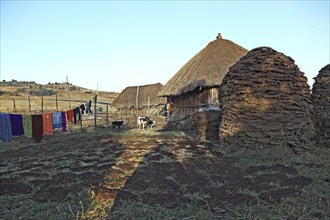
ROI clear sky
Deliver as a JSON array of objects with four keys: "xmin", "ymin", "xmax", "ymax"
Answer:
[{"xmin": 1, "ymin": 1, "xmax": 329, "ymax": 92}]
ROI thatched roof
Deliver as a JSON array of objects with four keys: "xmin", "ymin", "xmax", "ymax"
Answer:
[
  {"xmin": 112, "ymin": 83, "xmax": 166, "ymax": 108},
  {"xmin": 158, "ymin": 34, "xmax": 248, "ymax": 97}
]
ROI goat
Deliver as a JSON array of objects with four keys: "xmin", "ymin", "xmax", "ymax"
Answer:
[{"xmin": 112, "ymin": 120, "xmax": 124, "ymax": 132}]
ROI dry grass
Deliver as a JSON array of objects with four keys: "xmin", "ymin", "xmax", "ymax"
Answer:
[{"xmin": 0, "ymin": 82, "xmax": 117, "ymax": 114}]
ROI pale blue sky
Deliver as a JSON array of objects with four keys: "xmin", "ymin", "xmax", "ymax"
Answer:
[{"xmin": 1, "ymin": 1, "xmax": 329, "ymax": 92}]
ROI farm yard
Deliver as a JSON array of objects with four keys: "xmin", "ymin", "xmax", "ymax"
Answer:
[
  {"xmin": 0, "ymin": 129, "xmax": 329, "ymax": 219},
  {"xmin": 1, "ymin": 34, "xmax": 329, "ymax": 220}
]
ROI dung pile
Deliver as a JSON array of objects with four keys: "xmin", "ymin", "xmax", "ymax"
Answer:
[
  {"xmin": 218, "ymin": 47, "xmax": 314, "ymax": 158},
  {"xmin": 311, "ymin": 64, "xmax": 330, "ymax": 146},
  {"xmin": 193, "ymin": 110, "xmax": 221, "ymax": 144}
]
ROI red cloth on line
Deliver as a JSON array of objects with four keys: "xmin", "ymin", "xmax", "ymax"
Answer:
[
  {"xmin": 32, "ymin": 115, "xmax": 43, "ymax": 143},
  {"xmin": 66, "ymin": 109, "xmax": 73, "ymax": 124},
  {"xmin": 42, "ymin": 113, "xmax": 53, "ymax": 135}
]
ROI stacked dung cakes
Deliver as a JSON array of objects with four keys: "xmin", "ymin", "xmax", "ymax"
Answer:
[
  {"xmin": 311, "ymin": 64, "xmax": 330, "ymax": 146},
  {"xmin": 218, "ymin": 47, "xmax": 314, "ymax": 158},
  {"xmin": 193, "ymin": 110, "xmax": 221, "ymax": 143}
]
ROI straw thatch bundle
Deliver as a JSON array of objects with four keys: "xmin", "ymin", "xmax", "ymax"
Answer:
[
  {"xmin": 311, "ymin": 64, "xmax": 330, "ymax": 146},
  {"xmin": 112, "ymin": 83, "xmax": 166, "ymax": 108},
  {"xmin": 219, "ymin": 47, "xmax": 314, "ymax": 158},
  {"xmin": 193, "ymin": 110, "xmax": 221, "ymax": 143},
  {"xmin": 158, "ymin": 34, "xmax": 248, "ymax": 97}
]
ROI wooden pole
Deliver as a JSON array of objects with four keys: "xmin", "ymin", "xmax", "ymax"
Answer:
[
  {"xmin": 94, "ymin": 95, "xmax": 97, "ymax": 131},
  {"xmin": 13, "ymin": 100, "xmax": 16, "ymax": 113},
  {"xmin": 106, "ymin": 105, "xmax": 109, "ymax": 129},
  {"xmin": 147, "ymin": 96, "xmax": 150, "ymax": 116},
  {"xmin": 68, "ymin": 93, "xmax": 71, "ymax": 109},
  {"xmin": 80, "ymin": 113, "xmax": 83, "ymax": 132},
  {"xmin": 56, "ymin": 93, "xmax": 58, "ymax": 112},
  {"xmin": 28, "ymin": 96, "xmax": 31, "ymax": 114},
  {"xmin": 136, "ymin": 86, "xmax": 139, "ymax": 117},
  {"xmin": 125, "ymin": 108, "xmax": 128, "ymax": 130},
  {"xmin": 41, "ymin": 95, "xmax": 44, "ymax": 113}
]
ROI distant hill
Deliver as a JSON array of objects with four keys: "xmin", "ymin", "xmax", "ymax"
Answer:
[{"xmin": 0, "ymin": 80, "xmax": 119, "ymax": 113}]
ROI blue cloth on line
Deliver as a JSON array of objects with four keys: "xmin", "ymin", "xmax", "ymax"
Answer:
[
  {"xmin": 52, "ymin": 112, "xmax": 62, "ymax": 129},
  {"xmin": 61, "ymin": 111, "xmax": 66, "ymax": 132},
  {"xmin": 0, "ymin": 113, "xmax": 13, "ymax": 141},
  {"xmin": 9, "ymin": 114, "xmax": 24, "ymax": 136}
]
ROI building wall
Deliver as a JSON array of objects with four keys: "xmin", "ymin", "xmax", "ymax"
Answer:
[{"xmin": 167, "ymin": 87, "xmax": 219, "ymax": 127}]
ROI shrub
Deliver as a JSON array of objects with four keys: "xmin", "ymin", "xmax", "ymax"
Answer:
[{"xmin": 29, "ymin": 89, "xmax": 55, "ymax": 96}]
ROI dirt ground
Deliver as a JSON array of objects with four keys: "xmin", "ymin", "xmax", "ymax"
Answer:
[{"xmin": 0, "ymin": 129, "xmax": 329, "ymax": 219}]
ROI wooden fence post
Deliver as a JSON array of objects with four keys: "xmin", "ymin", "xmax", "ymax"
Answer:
[
  {"xmin": 147, "ymin": 96, "xmax": 150, "ymax": 116},
  {"xmin": 13, "ymin": 100, "xmax": 16, "ymax": 113},
  {"xmin": 28, "ymin": 96, "xmax": 31, "ymax": 114},
  {"xmin": 136, "ymin": 86, "xmax": 139, "ymax": 117},
  {"xmin": 68, "ymin": 93, "xmax": 71, "ymax": 109},
  {"xmin": 106, "ymin": 105, "xmax": 109, "ymax": 129},
  {"xmin": 41, "ymin": 95, "xmax": 44, "ymax": 113},
  {"xmin": 56, "ymin": 93, "xmax": 58, "ymax": 112},
  {"xmin": 125, "ymin": 108, "xmax": 128, "ymax": 130},
  {"xmin": 80, "ymin": 113, "xmax": 83, "ymax": 133},
  {"xmin": 94, "ymin": 96, "xmax": 97, "ymax": 131}
]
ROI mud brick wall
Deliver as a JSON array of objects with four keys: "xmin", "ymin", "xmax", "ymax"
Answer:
[
  {"xmin": 218, "ymin": 47, "xmax": 314, "ymax": 158},
  {"xmin": 193, "ymin": 110, "xmax": 221, "ymax": 144},
  {"xmin": 311, "ymin": 64, "xmax": 330, "ymax": 146}
]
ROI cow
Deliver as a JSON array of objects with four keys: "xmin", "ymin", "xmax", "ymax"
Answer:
[
  {"xmin": 112, "ymin": 120, "xmax": 124, "ymax": 132},
  {"xmin": 137, "ymin": 116, "xmax": 156, "ymax": 130}
]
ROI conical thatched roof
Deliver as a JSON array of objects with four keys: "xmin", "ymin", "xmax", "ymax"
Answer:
[
  {"xmin": 219, "ymin": 47, "xmax": 314, "ymax": 158},
  {"xmin": 311, "ymin": 64, "xmax": 330, "ymax": 146},
  {"xmin": 112, "ymin": 83, "xmax": 166, "ymax": 108},
  {"xmin": 158, "ymin": 34, "xmax": 248, "ymax": 97}
]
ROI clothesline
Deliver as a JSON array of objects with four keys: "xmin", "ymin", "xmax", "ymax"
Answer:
[{"xmin": 0, "ymin": 106, "xmax": 84, "ymax": 143}]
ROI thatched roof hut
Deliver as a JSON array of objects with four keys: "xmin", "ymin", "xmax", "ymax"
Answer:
[
  {"xmin": 219, "ymin": 47, "xmax": 314, "ymax": 158},
  {"xmin": 311, "ymin": 64, "xmax": 330, "ymax": 146},
  {"xmin": 158, "ymin": 33, "xmax": 248, "ymax": 97},
  {"xmin": 158, "ymin": 34, "xmax": 247, "ymax": 131},
  {"xmin": 112, "ymin": 83, "xmax": 166, "ymax": 109}
]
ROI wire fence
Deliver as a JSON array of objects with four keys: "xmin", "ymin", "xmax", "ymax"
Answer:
[{"xmin": 1, "ymin": 96, "xmax": 166, "ymax": 132}]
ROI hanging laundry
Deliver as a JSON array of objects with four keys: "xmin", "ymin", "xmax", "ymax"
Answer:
[
  {"xmin": 73, "ymin": 107, "xmax": 81, "ymax": 124},
  {"xmin": 86, "ymin": 100, "xmax": 90, "ymax": 114},
  {"xmin": 66, "ymin": 109, "xmax": 74, "ymax": 124},
  {"xmin": 61, "ymin": 111, "xmax": 67, "ymax": 132},
  {"xmin": 9, "ymin": 114, "xmax": 24, "ymax": 136},
  {"xmin": 52, "ymin": 112, "xmax": 62, "ymax": 129},
  {"xmin": 0, "ymin": 113, "xmax": 13, "ymax": 141},
  {"xmin": 42, "ymin": 113, "xmax": 53, "ymax": 135},
  {"xmin": 23, "ymin": 115, "xmax": 32, "ymax": 138},
  {"xmin": 32, "ymin": 115, "xmax": 43, "ymax": 143},
  {"xmin": 80, "ymin": 104, "xmax": 85, "ymax": 114}
]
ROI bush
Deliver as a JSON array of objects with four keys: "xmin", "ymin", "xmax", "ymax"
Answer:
[
  {"xmin": 16, "ymin": 88, "xmax": 27, "ymax": 93},
  {"xmin": 69, "ymin": 86, "xmax": 78, "ymax": 91},
  {"xmin": 29, "ymin": 89, "xmax": 55, "ymax": 96}
]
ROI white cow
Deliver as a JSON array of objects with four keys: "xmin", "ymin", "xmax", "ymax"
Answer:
[{"xmin": 137, "ymin": 116, "xmax": 156, "ymax": 130}]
